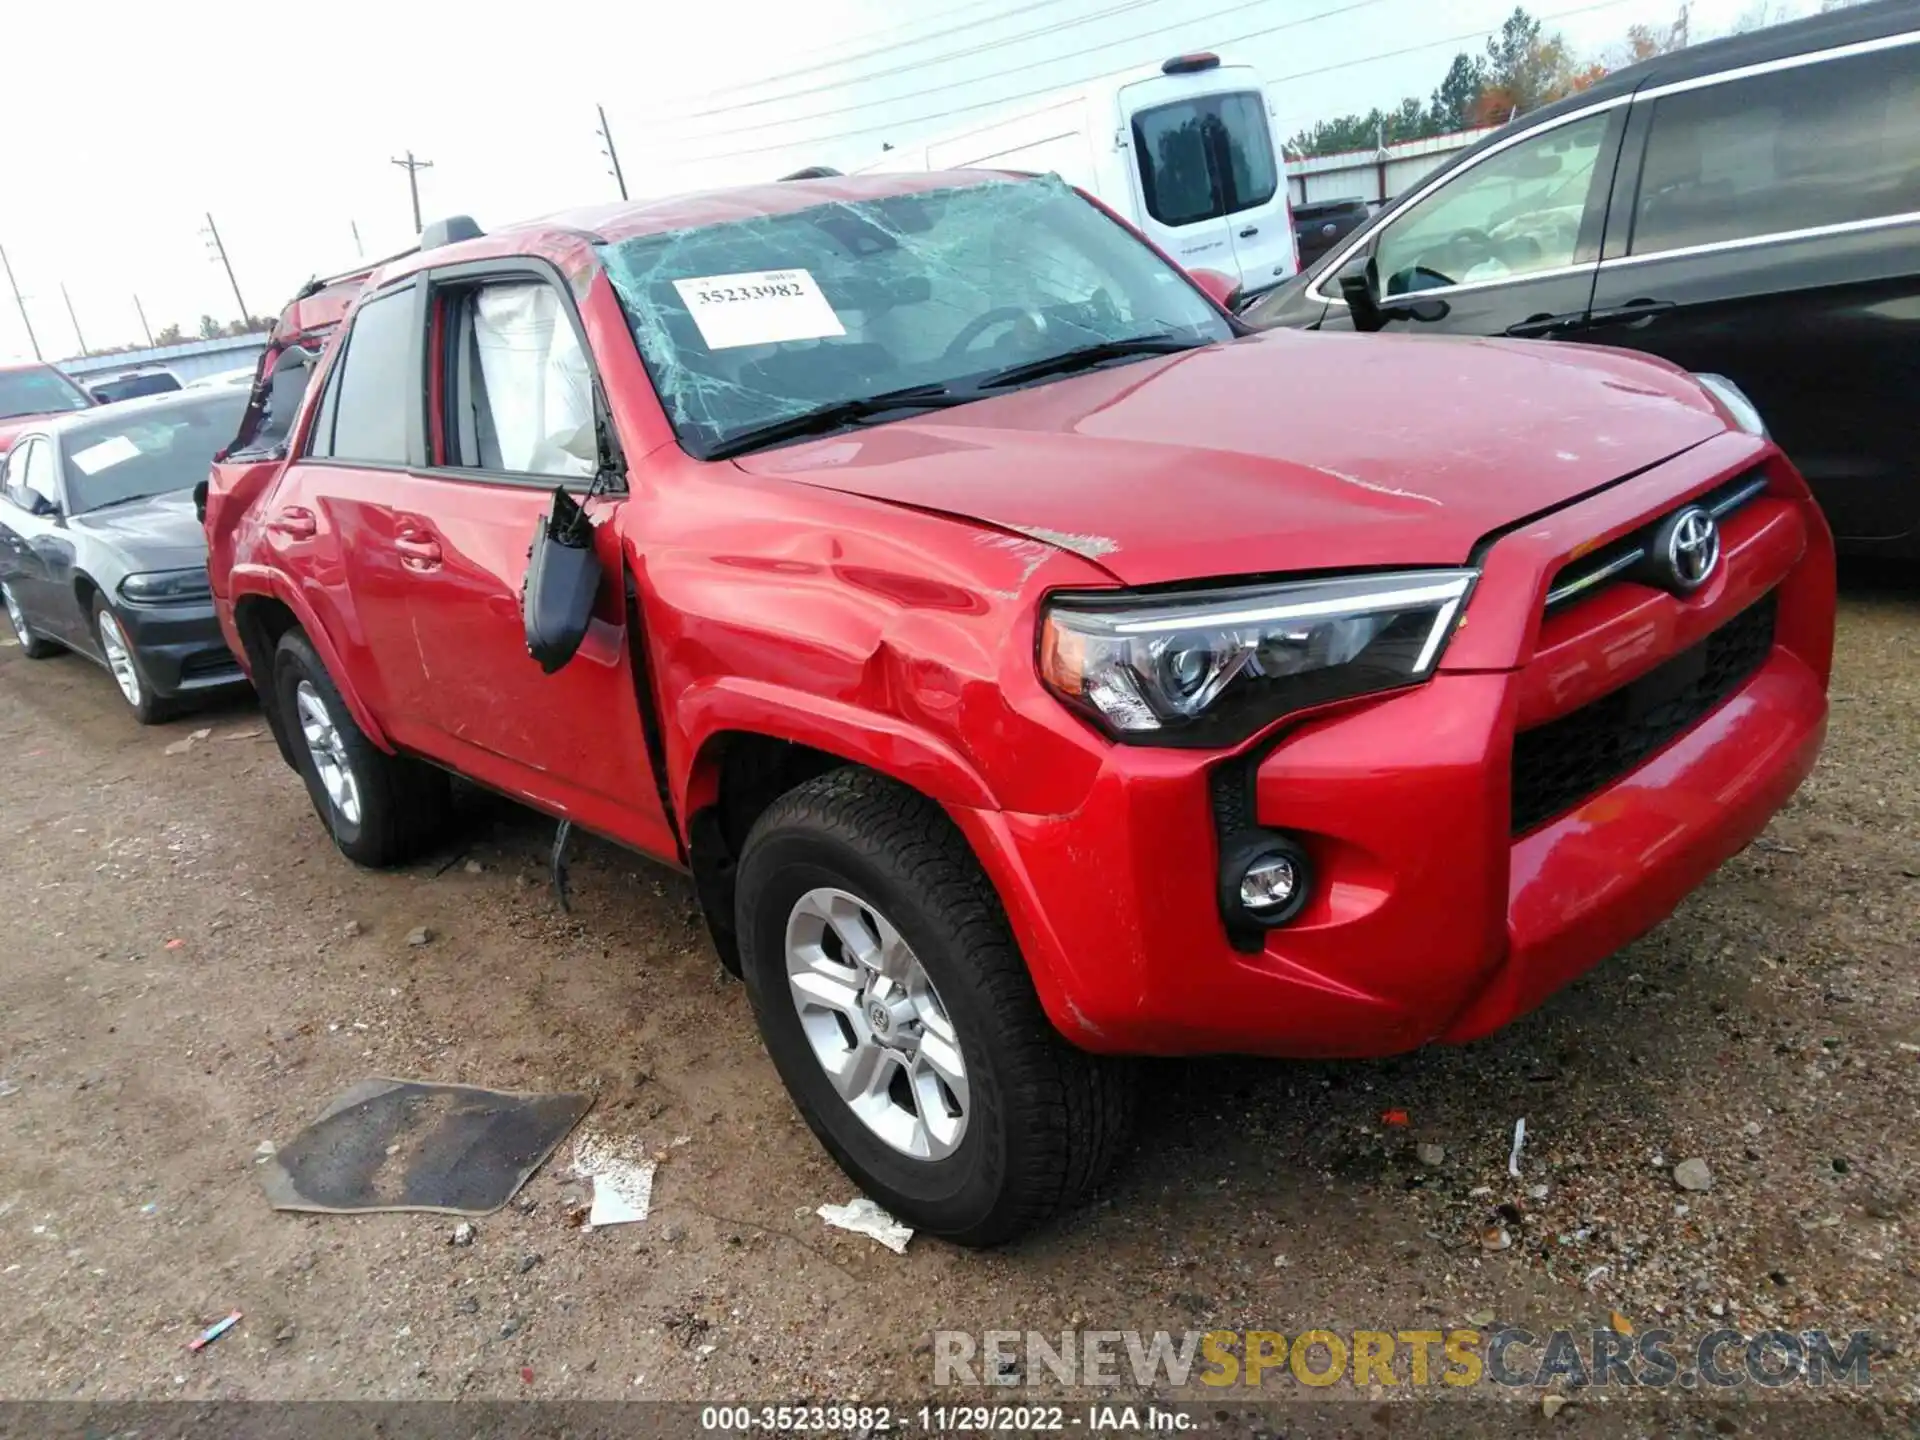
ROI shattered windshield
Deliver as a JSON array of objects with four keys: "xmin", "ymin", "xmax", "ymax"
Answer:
[{"xmin": 596, "ymin": 176, "xmax": 1233, "ymax": 457}]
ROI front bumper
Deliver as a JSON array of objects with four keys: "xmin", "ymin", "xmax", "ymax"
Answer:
[
  {"xmin": 118, "ymin": 598, "xmax": 247, "ymax": 696},
  {"xmin": 955, "ymin": 446, "xmax": 1833, "ymax": 1059}
]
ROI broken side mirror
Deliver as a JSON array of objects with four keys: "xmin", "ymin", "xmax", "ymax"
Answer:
[
  {"xmin": 1336, "ymin": 255, "xmax": 1386, "ymax": 333},
  {"xmin": 521, "ymin": 485, "xmax": 603, "ymax": 674},
  {"xmin": 1188, "ymin": 267, "xmax": 1242, "ymax": 311}
]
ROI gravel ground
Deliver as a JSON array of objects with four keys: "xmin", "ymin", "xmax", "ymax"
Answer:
[{"xmin": 0, "ymin": 569, "xmax": 1914, "ymax": 1429}]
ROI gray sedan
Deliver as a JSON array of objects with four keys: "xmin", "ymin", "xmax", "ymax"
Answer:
[{"xmin": 0, "ymin": 388, "xmax": 249, "ymax": 723}]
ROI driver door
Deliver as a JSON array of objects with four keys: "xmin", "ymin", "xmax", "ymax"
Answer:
[{"xmin": 1323, "ymin": 106, "xmax": 1625, "ymax": 340}]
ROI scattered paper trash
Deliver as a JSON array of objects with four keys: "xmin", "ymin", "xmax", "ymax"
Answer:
[
  {"xmin": 188, "ymin": 1311, "xmax": 241, "ymax": 1352},
  {"xmin": 818, "ymin": 1196, "xmax": 913, "ymax": 1254},
  {"xmin": 571, "ymin": 1131, "xmax": 657, "ymax": 1228},
  {"xmin": 164, "ymin": 728, "xmax": 215, "ymax": 757},
  {"xmin": 1508, "ymin": 1118, "xmax": 1527, "ymax": 1178}
]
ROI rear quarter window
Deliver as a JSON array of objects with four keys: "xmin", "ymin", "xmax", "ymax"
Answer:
[
  {"xmin": 1631, "ymin": 40, "xmax": 1920, "ymax": 254},
  {"xmin": 311, "ymin": 288, "xmax": 415, "ymax": 464}
]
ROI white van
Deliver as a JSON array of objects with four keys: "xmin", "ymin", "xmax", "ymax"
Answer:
[{"xmin": 856, "ymin": 53, "xmax": 1299, "ymax": 300}]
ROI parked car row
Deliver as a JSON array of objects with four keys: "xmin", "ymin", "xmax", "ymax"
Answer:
[
  {"xmin": 1246, "ymin": 0, "xmax": 1920, "ymax": 557},
  {"xmin": 2, "ymin": 8, "xmax": 1869, "ymax": 1247}
]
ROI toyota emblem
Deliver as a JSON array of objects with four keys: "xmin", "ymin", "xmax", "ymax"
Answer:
[{"xmin": 1664, "ymin": 506, "xmax": 1720, "ymax": 592}]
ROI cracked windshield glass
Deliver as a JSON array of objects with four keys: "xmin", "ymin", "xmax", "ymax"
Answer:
[{"xmin": 596, "ymin": 175, "xmax": 1233, "ymax": 457}]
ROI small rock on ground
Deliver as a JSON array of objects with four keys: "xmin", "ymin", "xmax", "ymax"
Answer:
[{"xmin": 1673, "ymin": 1158, "xmax": 1714, "ymax": 1192}]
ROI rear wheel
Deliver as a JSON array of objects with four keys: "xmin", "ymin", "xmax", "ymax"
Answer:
[
  {"xmin": 272, "ymin": 629, "xmax": 450, "ymax": 867},
  {"xmin": 734, "ymin": 768, "xmax": 1135, "ymax": 1246},
  {"xmin": 2, "ymin": 582, "xmax": 57, "ymax": 659},
  {"xmin": 92, "ymin": 595, "xmax": 170, "ymax": 724}
]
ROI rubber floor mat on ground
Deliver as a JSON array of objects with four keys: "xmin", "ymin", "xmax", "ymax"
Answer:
[{"xmin": 259, "ymin": 1079, "xmax": 593, "ymax": 1216}]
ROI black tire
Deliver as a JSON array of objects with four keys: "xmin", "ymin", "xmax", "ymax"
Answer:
[
  {"xmin": 735, "ymin": 769, "xmax": 1135, "ymax": 1246},
  {"xmin": 3, "ymin": 582, "xmax": 58, "ymax": 659},
  {"xmin": 272, "ymin": 628, "xmax": 450, "ymax": 867},
  {"xmin": 90, "ymin": 595, "xmax": 172, "ymax": 724}
]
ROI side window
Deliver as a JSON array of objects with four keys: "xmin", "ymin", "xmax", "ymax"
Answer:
[
  {"xmin": 2, "ymin": 440, "xmax": 38, "ymax": 506},
  {"xmin": 21, "ymin": 439, "xmax": 58, "ymax": 508},
  {"xmin": 1632, "ymin": 43, "xmax": 1920, "ymax": 256},
  {"xmin": 441, "ymin": 281, "xmax": 596, "ymax": 479},
  {"xmin": 314, "ymin": 288, "xmax": 415, "ymax": 464},
  {"xmin": 1372, "ymin": 112, "xmax": 1611, "ymax": 294}
]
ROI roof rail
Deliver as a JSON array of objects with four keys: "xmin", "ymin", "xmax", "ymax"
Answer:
[
  {"xmin": 421, "ymin": 215, "xmax": 485, "ymax": 249},
  {"xmin": 295, "ymin": 244, "xmax": 420, "ymax": 300}
]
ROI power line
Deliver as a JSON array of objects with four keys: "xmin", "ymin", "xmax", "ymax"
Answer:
[
  {"xmin": 689, "ymin": 0, "xmax": 1636, "ymax": 165},
  {"xmin": 677, "ymin": 0, "xmax": 1090, "ymax": 112},
  {"xmin": 674, "ymin": 0, "xmax": 1155, "ymax": 122},
  {"xmin": 672, "ymin": 0, "xmax": 1281, "ymax": 144},
  {"xmin": 683, "ymin": 0, "xmax": 1389, "ymax": 164}
]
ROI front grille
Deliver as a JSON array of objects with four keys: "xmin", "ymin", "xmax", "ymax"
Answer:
[
  {"xmin": 1544, "ymin": 469, "xmax": 1771, "ymax": 613},
  {"xmin": 1510, "ymin": 594, "xmax": 1777, "ymax": 836}
]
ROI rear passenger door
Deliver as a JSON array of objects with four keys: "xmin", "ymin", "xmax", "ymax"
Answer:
[{"xmin": 1586, "ymin": 33, "xmax": 1920, "ymax": 545}]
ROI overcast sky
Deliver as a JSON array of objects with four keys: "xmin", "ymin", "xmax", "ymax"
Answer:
[{"xmin": 2, "ymin": 0, "xmax": 1799, "ymax": 363}]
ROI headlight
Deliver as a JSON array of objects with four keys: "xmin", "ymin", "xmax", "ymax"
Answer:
[
  {"xmin": 1038, "ymin": 569, "xmax": 1477, "ymax": 746},
  {"xmin": 119, "ymin": 568, "xmax": 211, "ymax": 604},
  {"xmin": 1693, "ymin": 373, "xmax": 1766, "ymax": 437}
]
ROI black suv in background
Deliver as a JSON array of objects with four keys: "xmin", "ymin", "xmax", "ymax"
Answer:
[
  {"xmin": 1245, "ymin": 0, "xmax": 1920, "ymax": 557},
  {"xmin": 1290, "ymin": 198, "xmax": 1372, "ymax": 267}
]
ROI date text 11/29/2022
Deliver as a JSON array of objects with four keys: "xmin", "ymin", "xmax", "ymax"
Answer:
[{"xmin": 699, "ymin": 1404, "xmax": 1192, "ymax": 1432}]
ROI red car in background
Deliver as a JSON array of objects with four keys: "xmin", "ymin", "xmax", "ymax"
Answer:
[
  {"xmin": 204, "ymin": 171, "xmax": 1834, "ymax": 1244},
  {"xmin": 0, "ymin": 361, "xmax": 96, "ymax": 455}
]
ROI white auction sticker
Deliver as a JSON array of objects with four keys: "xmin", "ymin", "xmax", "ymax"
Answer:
[
  {"xmin": 672, "ymin": 268, "xmax": 845, "ymax": 350},
  {"xmin": 68, "ymin": 434, "xmax": 143, "ymax": 475}
]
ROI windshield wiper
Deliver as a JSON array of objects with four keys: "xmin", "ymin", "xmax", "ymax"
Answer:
[
  {"xmin": 975, "ymin": 333, "xmax": 1209, "ymax": 390},
  {"xmin": 704, "ymin": 383, "xmax": 979, "ymax": 460}
]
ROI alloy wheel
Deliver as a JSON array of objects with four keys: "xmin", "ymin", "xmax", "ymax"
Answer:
[
  {"xmin": 784, "ymin": 886, "xmax": 969, "ymax": 1160},
  {"xmin": 2, "ymin": 584, "xmax": 29, "ymax": 646},
  {"xmin": 96, "ymin": 609, "xmax": 144, "ymax": 707},
  {"xmin": 294, "ymin": 679, "xmax": 363, "ymax": 826}
]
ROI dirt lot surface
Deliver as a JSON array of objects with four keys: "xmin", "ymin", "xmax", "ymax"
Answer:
[{"xmin": 1, "ymin": 572, "xmax": 1916, "ymax": 1429}]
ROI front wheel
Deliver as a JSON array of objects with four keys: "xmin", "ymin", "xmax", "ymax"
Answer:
[
  {"xmin": 735, "ymin": 769, "xmax": 1135, "ymax": 1246},
  {"xmin": 272, "ymin": 629, "xmax": 450, "ymax": 867},
  {"xmin": 92, "ymin": 595, "xmax": 170, "ymax": 724}
]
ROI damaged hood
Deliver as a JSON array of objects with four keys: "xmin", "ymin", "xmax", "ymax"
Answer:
[{"xmin": 734, "ymin": 329, "xmax": 1727, "ymax": 586}]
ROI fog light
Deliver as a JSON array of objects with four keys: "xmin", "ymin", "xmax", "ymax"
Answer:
[
  {"xmin": 1239, "ymin": 853, "xmax": 1298, "ymax": 912},
  {"xmin": 1218, "ymin": 830, "xmax": 1314, "ymax": 942}
]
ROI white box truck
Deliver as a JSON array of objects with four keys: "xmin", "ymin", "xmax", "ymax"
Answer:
[{"xmin": 855, "ymin": 52, "xmax": 1299, "ymax": 301}]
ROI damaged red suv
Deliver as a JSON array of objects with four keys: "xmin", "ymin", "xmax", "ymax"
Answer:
[{"xmin": 205, "ymin": 172, "xmax": 1833, "ymax": 1244}]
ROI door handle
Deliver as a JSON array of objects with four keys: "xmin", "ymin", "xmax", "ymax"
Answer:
[
  {"xmin": 1587, "ymin": 298, "xmax": 1674, "ymax": 329},
  {"xmin": 268, "ymin": 507, "xmax": 317, "ymax": 540},
  {"xmin": 1504, "ymin": 311, "xmax": 1583, "ymax": 339},
  {"xmin": 393, "ymin": 531, "xmax": 442, "ymax": 568},
  {"xmin": 1238, "ymin": 226, "xmax": 1259, "ymax": 238}
]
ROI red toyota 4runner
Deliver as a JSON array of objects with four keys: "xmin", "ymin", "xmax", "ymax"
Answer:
[{"xmin": 205, "ymin": 172, "xmax": 1834, "ymax": 1244}]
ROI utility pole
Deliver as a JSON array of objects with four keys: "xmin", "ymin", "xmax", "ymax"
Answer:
[
  {"xmin": 0, "ymin": 243, "xmax": 40, "ymax": 361},
  {"xmin": 351, "ymin": 220, "xmax": 366, "ymax": 259},
  {"xmin": 596, "ymin": 104, "xmax": 629, "ymax": 201},
  {"xmin": 390, "ymin": 151, "xmax": 434, "ymax": 233},
  {"xmin": 202, "ymin": 212, "xmax": 249, "ymax": 322},
  {"xmin": 61, "ymin": 283, "xmax": 87, "ymax": 356},
  {"xmin": 133, "ymin": 293, "xmax": 155, "ymax": 348}
]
